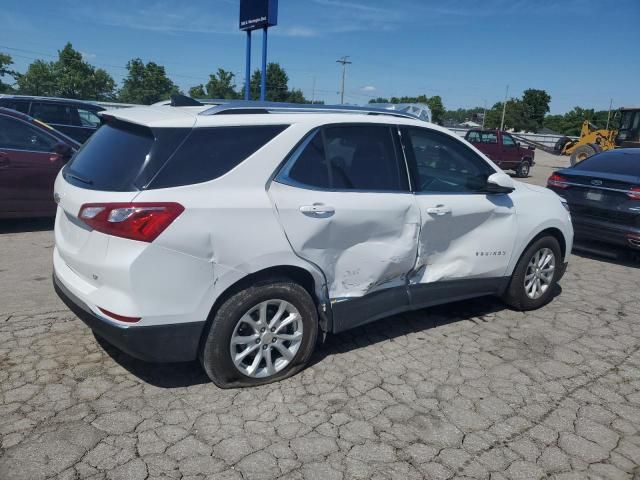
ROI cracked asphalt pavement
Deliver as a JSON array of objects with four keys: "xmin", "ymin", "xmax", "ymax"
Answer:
[{"xmin": 2, "ymin": 151, "xmax": 640, "ymax": 479}]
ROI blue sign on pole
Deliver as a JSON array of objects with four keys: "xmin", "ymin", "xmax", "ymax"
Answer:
[
  {"xmin": 240, "ymin": 0, "xmax": 278, "ymax": 31},
  {"xmin": 240, "ymin": 0, "xmax": 278, "ymax": 101}
]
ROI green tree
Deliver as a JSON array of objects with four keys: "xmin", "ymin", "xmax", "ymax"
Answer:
[
  {"xmin": 16, "ymin": 60, "xmax": 57, "ymax": 96},
  {"xmin": 520, "ymin": 89, "xmax": 551, "ymax": 132},
  {"xmin": 205, "ymin": 68, "xmax": 238, "ymax": 99},
  {"xmin": 16, "ymin": 43, "xmax": 115, "ymax": 100},
  {"xmin": 119, "ymin": 58, "xmax": 180, "ymax": 104},
  {"xmin": 426, "ymin": 95, "xmax": 445, "ymax": 125},
  {"xmin": 53, "ymin": 43, "xmax": 115, "ymax": 100},
  {"xmin": 188, "ymin": 84, "xmax": 206, "ymax": 98},
  {"xmin": 0, "ymin": 53, "xmax": 18, "ymax": 93},
  {"xmin": 250, "ymin": 63, "xmax": 290, "ymax": 102}
]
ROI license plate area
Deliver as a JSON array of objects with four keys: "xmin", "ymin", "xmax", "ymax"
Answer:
[{"xmin": 585, "ymin": 189, "xmax": 603, "ymax": 202}]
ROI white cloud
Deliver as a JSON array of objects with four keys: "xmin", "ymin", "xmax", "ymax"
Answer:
[
  {"xmin": 279, "ymin": 26, "xmax": 318, "ymax": 38},
  {"xmin": 81, "ymin": 51, "xmax": 97, "ymax": 60},
  {"xmin": 361, "ymin": 85, "xmax": 376, "ymax": 93}
]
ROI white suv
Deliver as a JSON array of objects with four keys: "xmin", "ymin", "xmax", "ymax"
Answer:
[{"xmin": 53, "ymin": 100, "xmax": 573, "ymax": 388}]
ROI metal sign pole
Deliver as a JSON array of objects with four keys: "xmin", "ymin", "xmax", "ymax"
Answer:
[
  {"xmin": 261, "ymin": 27, "xmax": 268, "ymax": 101},
  {"xmin": 245, "ymin": 30, "xmax": 252, "ymax": 100}
]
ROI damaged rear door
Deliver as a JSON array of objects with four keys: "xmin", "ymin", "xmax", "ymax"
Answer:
[
  {"xmin": 400, "ymin": 126, "xmax": 517, "ymax": 306},
  {"xmin": 269, "ymin": 124, "xmax": 420, "ymax": 332}
]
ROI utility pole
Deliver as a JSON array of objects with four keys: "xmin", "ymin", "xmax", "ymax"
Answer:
[
  {"xmin": 336, "ymin": 56, "xmax": 352, "ymax": 105},
  {"xmin": 606, "ymin": 98, "xmax": 613, "ymax": 130},
  {"xmin": 311, "ymin": 76, "xmax": 316, "ymax": 104},
  {"xmin": 482, "ymin": 99, "xmax": 487, "ymax": 128},
  {"xmin": 500, "ymin": 85, "xmax": 509, "ymax": 131}
]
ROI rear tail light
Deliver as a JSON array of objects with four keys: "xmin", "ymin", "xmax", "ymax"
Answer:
[
  {"xmin": 78, "ymin": 202, "xmax": 184, "ymax": 242},
  {"xmin": 627, "ymin": 186, "xmax": 640, "ymax": 200},
  {"xmin": 98, "ymin": 307, "xmax": 141, "ymax": 323},
  {"xmin": 547, "ymin": 173, "xmax": 569, "ymax": 189}
]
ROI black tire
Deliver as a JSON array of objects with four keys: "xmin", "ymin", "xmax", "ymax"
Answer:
[
  {"xmin": 515, "ymin": 160, "xmax": 531, "ymax": 178},
  {"xmin": 200, "ymin": 280, "xmax": 318, "ymax": 388},
  {"xmin": 502, "ymin": 235, "xmax": 562, "ymax": 311},
  {"xmin": 554, "ymin": 136, "xmax": 572, "ymax": 153},
  {"xmin": 570, "ymin": 144, "xmax": 596, "ymax": 165}
]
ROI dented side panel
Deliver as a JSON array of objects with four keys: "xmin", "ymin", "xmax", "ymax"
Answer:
[
  {"xmin": 411, "ymin": 193, "xmax": 517, "ymax": 284},
  {"xmin": 269, "ymin": 181, "xmax": 420, "ymax": 300}
]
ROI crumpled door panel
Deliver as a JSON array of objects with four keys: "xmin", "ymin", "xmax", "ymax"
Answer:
[{"xmin": 269, "ymin": 181, "xmax": 420, "ymax": 299}]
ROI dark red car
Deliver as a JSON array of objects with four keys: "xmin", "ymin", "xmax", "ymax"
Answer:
[
  {"xmin": 0, "ymin": 107, "xmax": 80, "ymax": 219},
  {"xmin": 465, "ymin": 129, "xmax": 535, "ymax": 178}
]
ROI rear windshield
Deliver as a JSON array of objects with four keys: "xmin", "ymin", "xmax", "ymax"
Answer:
[
  {"xmin": 573, "ymin": 151, "xmax": 640, "ymax": 177},
  {"xmin": 63, "ymin": 121, "xmax": 288, "ymax": 191}
]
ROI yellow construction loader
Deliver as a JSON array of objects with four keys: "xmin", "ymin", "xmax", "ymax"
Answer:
[{"xmin": 554, "ymin": 107, "xmax": 640, "ymax": 165}]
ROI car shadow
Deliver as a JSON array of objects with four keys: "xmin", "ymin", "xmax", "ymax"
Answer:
[
  {"xmin": 0, "ymin": 218, "xmax": 55, "ymax": 234},
  {"xmin": 572, "ymin": 241, "xmax": 640, "ymax": 269},
  {"xmin": 96, "ymin": 291, "xmax": 562, "ymax": 389}
]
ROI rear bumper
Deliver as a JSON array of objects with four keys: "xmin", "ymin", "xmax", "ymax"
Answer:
[
  {"xmin": 572, "ymin": 216, "xmax": 640, "ymax": 250},
  {"xmin": 53, "ymin": 273, "xmax": 205, "ymax": 363}
]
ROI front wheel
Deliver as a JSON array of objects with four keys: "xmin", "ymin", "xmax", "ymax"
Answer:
[
  {"xmin": 200, "ymin": 281, "xmax": 318, "ymax": 388},
  {"xmin": 502, "ymin": 236, "xmax": 562, "ymax": 311},
  {"xmin": 570, "ymin": 144, "xmax": 596, "ymax": 165},
  {"xmin": 515, "ymin": 160, "xmax": 531, "ymax": 178}
]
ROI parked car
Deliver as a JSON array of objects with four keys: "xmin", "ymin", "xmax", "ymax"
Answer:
[
  {"xmin": 0, "ymin": 95, "xmax": 105, "ymax": 143},
  {"xmin": 465, "ymin": 129, "xmax": 535, "ymax": 177},
  {"xmin": 53, "ymin": 101, "xmax": 573, "ymax": 388},
  {"xmin": 0, "ymin": 107, "xmax": 80, "ymax": 219},
  {"xmin": 547, "ymin": 148, "xmax": 640, "ymax": 251}
]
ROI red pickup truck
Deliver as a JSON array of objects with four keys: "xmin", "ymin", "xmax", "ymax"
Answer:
[{"xmin": 464, "ymin": 129, "xmax": 535, "ymax": 178}]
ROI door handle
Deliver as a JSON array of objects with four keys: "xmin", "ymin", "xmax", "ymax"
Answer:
[
  {"xmin": 299, "ymin": 204, "xmax": 335, "ymax": 216},
  {"xmin": 426, "ymin": 205, "xmax": 451, "ymax": 216}
]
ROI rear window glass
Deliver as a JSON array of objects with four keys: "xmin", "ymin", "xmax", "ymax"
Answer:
[
  {"xmin": 149, "ymin": 125, "xmax": 288, "ymax": 189},
  {"xmin": 64, "ymin": 121, "xmax": 180, "ymax": 191},
  {"xmin": 573, "ymin": 151, "xmax": 640, "ymax": 176},
  {"xmin": 0, "ymin": 100, "xmax": 30, "ymax": 114}
]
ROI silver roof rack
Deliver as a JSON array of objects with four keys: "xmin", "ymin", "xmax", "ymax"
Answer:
[{"xmin": 197, "ymin": 101, "xmax": 420, "ymax": 120}]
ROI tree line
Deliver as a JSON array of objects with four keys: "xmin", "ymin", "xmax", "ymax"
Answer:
[
  {"xmin": 0, "ymin": 43, "xmax": 310, "ymax": 105},
  {"xmin": 0, "ymin": 43, "xmax": 615, "ymax": 135}
]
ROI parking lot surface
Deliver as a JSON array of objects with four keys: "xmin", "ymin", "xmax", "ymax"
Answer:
[{"xmin": 1, "ymin": 151, "xmax": 640, "ymax": 479}]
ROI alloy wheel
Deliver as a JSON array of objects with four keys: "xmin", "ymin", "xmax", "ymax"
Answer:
[
  {"xmin": 230, "ymin": 300, "xmax": 303, "ymax": 378},
  {"xmin": 524, "ymin": 247, "xmax": 555, "ymax": 299}
]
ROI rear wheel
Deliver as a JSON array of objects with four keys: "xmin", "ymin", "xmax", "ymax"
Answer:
[
  {"xmin": 200, "ymin": 280, "xmax": 318, "ymax": 388},
  {"xmin": 570, "ymin": 144, "xmax": 596, "ymax": 165},
  {"xmin": 515, "ymin": 160, "xmax": 531, "ymax": 178},
  {"xmin": 502, "ymin": 236, "xmax": 562, "ymax": 311}
]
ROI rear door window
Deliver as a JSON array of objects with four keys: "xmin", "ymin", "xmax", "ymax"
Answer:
[
  {"xmin": 149, "ymin": 125, "xmax": 288, "ymax": 189},
  {"xmin": 279, "ymin": 124, "xmax": 409, "ymax": 192},
  {"xmin": 480, "ymin": 132, "xmax": 498, "ymax": 144},
  {"xmin": 31, "ymin": 103, "xmax": 74, "ymax": 125}
]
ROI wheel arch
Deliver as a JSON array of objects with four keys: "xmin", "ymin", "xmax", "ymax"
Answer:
[{"xmin": 198, "ymin": 264, "xmax": 331, "ymax": 358}]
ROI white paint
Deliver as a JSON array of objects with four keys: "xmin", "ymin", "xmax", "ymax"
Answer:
[{"xmin": 53, "ymin": 108, "xmax": 574, "ymax": 332}]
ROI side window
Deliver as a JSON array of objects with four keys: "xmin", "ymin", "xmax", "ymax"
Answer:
[
  {"xmin": 480, "ymin": 132, "xmax": 498, "ymax": 144},
  {"xmin": 1, "ymin": 100, "xmax": 30, "ymax": 114},
  {"xmin": 150, "ymin": 125, "xmax": 288, "ymax": 189},
  {"xmin": 0, "ymin": 115, "xmax": 57, "ymax": 152},
  {"xmin": 466, "ymin": 131, "xmax": 481, "ymax": 143},
  {"xmin": 502, "ymin": 134, "xmax": 516, "ymax": 147},
  {"xmin": 30, "ymin": 103, "xmax": 73, "ymax": 125},
  {"xmin": 77, "ymin": 108, "xmax": 102, "ymax": 128},
  {"xmin": 404, "ymin": 127, "xmax": 495, "ymax": 194},
  {"xmin": 281, "ymin": 125, "xmax": 409, "ymax": 192}
]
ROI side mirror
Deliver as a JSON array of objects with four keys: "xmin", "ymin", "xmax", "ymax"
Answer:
[
  {"xmin": 485, "ymin": 172, "xmax": 515, "ymax": 194},
  {"xmin": 517, "ymin": 142, "xmax": 521, "ymax": 147},
  {"xmin": 52, "ymin": 142, "xmax": 73, "ymax": 160}
]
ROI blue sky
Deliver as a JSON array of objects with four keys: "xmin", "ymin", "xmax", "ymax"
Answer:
[{"xmin": 1, "ymin": 0, "xmax": 638, "ymax": 113}]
